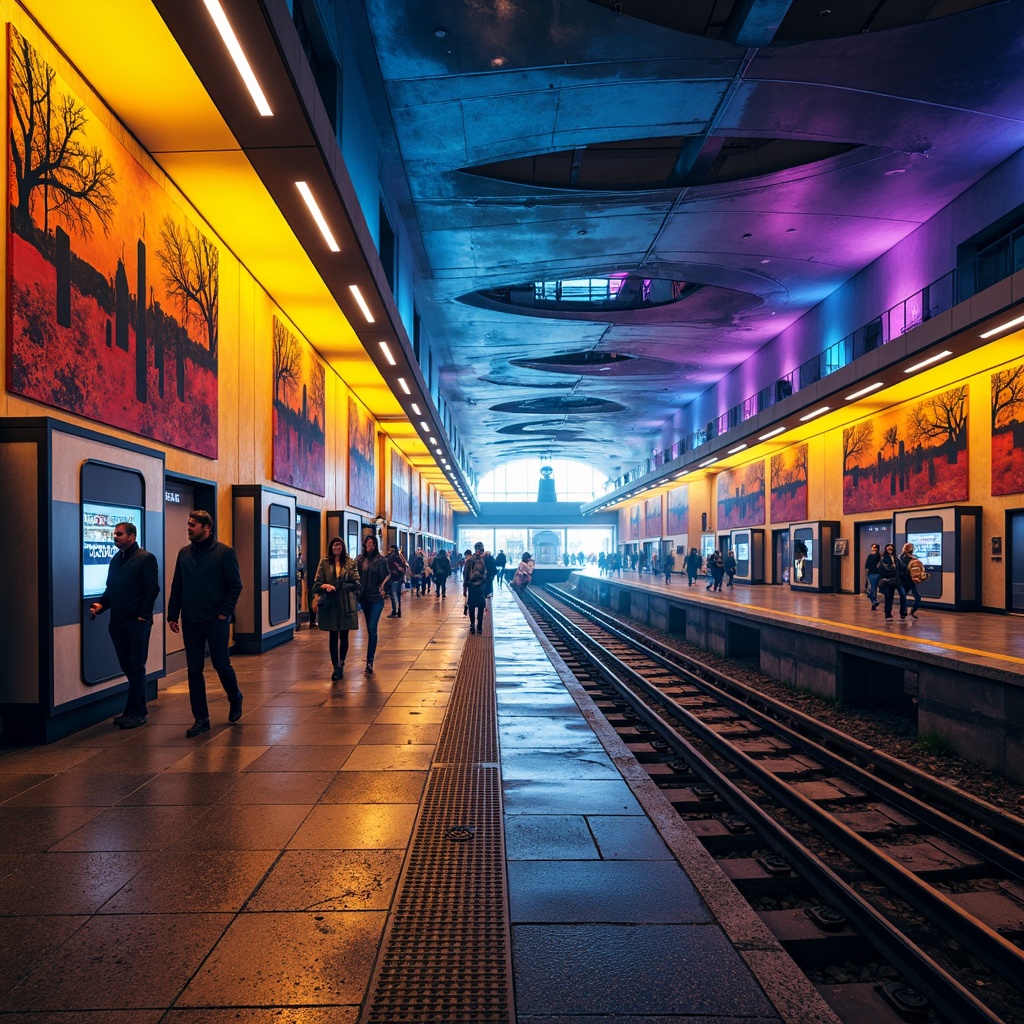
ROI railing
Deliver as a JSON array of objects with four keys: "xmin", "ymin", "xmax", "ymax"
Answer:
[{"xmin": 603, "ymin": 229, "xmax": 1024, "ymax": 495}]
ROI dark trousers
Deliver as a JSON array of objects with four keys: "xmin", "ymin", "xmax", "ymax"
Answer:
[
  {"xmin": 182, "ymin": 617, "xmax": 241, "ymax": 720},
  {"xmin": 881, "ymin": 580, "xmax": 907, "ymax": 618},
  {"xmin": 329, "ymin": 630, "xmax": 350, "ymax": 668},
  {"xmin": 109, "ymin": 619, "xmax": 152, "ymax": 717},
  {"xmin": 435, "ymin": 573, "xmax": 448, "ymax": 596},
  {"xmin": 360, "ymin": 599, "xmax": 385, "ymax": 663},
  {"xmin": 467, "ymin": 589, "xmax": 485, "ymax": 631}
]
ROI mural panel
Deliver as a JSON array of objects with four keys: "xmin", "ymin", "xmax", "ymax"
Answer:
[
  {"xmin": 842, "ymin": 385, "xmax": 968, "ymax": 514},
  {"xmin": 628, "ymin": 504, "xmax": 641, "ymax": 541},
  {"xmin": 992, "ymin": 364, "xmax": 1024, "ymax": 496},
  {"xmin": 410, "ymin": 470, "xmax": 420, "ymax": 532},
  {"xmin": 391, "ymin": 454, "xmax": 411, "ymax": 525},
  {"xmin": 7, "ymin": 29, "xmax": 218, "ymax": 457},
  {"xmin": 717, "ymin": 461, "xmax": 765, "ymax": 529},
  {"xmin": 666, "ymin": 484, "xmax": 688, "ymax": 534},
  {"xmin": 347, "ymin": 396, "xmax": 376, "ymax": 512},
  {"xmin": 769, "ymin": 444, "xmax": 808, "ymax": 523},
  {"xmin": 271, "ymin": 317, "xmax": 325, "ymax": 495},
  {"xmin": 644, "ymin": 497, "xmax": 662, "ymax": 538}
]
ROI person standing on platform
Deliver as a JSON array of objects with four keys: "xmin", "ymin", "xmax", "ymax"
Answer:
[
  {"xmin": 385, "ymin": 545, "xmax": 409, "ymax": 618},
  {"xmin": 465, "ymin": 543, "xmax": 488, "ymax": 634},
  {"xmin": 878, "ymin": 542, "xmax": 906, "ymax": 621},
  {"xmin": 724, "ymin": 549, "xmax": 737, "ymax": 588},
  {"xmin": 168, "ymin": 510, "xmax": 244, "ymax": 737},
  {"xmin": 410, "ymin": 548, "xmax": 425, "ymax": 596},
  {"xmin": 511, "ymin": 551, "xmax": 535, "ymax": 592},
  {"xmin": 313, "ymin": 537, "xmax": 360, "ymax": 679},
  {"xmin": 708, "ymin": 549, "xmax": 725, "ymax": 591},
  {"xmin": 494, "ymin": 549, "xmax": 507, "ymax": 587},
  {"xmin": 483, "ymin": 547, "xmax": 498, "ymax": 599},
  {"xmin": 663, "ymin": 550, "xmax": 675, "ymax": 584},
  {"xmin": 899, "ymin": 542, "xmax": 927, "ymax": 619},
  {"xmin": 356, "ymin": 533, "xmax": 389, "ymax": 673},
  {"xmin": 89, "ymin": 522, "xmax": 160, "ymax": 729},
  {"xmin": 685, "ymin": 547, "xmax": 701, "ymax": 586},
  {"xmin": 864, "ymin": 542, "xmax": 881, "ymax": 610},
  {"xmin": 432, "ymin": 548, "xmax": 451, "ymax": 597}
]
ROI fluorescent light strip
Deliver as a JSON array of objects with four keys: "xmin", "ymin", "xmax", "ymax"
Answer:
[
  {"xmin": 727, "ymin": 444, "xmax": 748, "ymax": 454},
  {"xmin": 698, "ymin": 457, "xmax": 718, "ymax": 468},
  {"xmin": 428, "ymin": 437, "xmax": 437, "ymax": 445},
  {"xmin": 758, "ymin": 426, "xmax": 786, "ymax": 440},
  {"xmin": 294, "ymin": 182, "xmax": 340, "ymax": 251},
  {"xmin": 397, "ymin": 377, "xmax": 411, "ymax": 395},
  {"xmin": 202, "ymin": 0, "xmax": 273, "ymax": 116},
  {"xmin": 379, "ymin": 341, "xmax": 396, "ymax": 366},
  {"xmin": 349, "ymin": 284, "xmax": 375, "ymax": 323},
  {"xmin": 420, "ymin": 421, "xmax": 430, "ymax": 431},
  {"xmin": 980, "ymin": 313, "xmax": 1024, "ymax": 339},
  {"xmin": 411, "ymin": 403, "xmax": 421, "ymax": 415},
  {"xmin": 903, "ymin": 350, "xmax": 952, "ymax": 374},
  {"xmin": 799, "ymin": 405, "xmax": 830, "ymax": 422},
  {"xmin": 845, "ymin": 381, "xmax": 884, "ymax": 401}
]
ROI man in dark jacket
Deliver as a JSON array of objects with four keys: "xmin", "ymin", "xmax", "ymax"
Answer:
[
  {"xmin": 89, "ymin": 522, "xmax": 159, "ymax": 729},
  {"xmin": 432, "ymin": 549, "xmax": 451, "ymax": 597},
  {"xmin": 168, "ymin": 510, "xmax": 244, "ymax": 736}
]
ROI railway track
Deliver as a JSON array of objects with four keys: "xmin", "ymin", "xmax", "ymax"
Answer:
[{"xmin": 522, "ymin": 583, "xmax": 1024, "ymax": 1024}]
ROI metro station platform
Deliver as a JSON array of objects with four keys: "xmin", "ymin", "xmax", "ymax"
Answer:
[
  {"xmin": 569, "ymin": 568, "xmax": 1024, "ymax": 783},
  {"xmin": 0, "ymin": 585, "xmax": 831, "ymax": 1023}
]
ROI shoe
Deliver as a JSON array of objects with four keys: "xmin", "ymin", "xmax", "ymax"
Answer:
[
  {"xmin": 397, "ymin": 611, "xmax": 402, "ymax": 617},
  {"xmin": 365, "ymin": 661, "xmax": 373, "ymax": 673},
  {"xmin": 229, "ymin": 695, "xmax": 244, "ymax": 722},
  {"xmin": 884, "ymin": 615, "xmax": 893, "ymax": 620},
  {"xmin": 463, "ymin": 604, "xmax": 468, "ymax": 615},
  {"xmin": 118, "ymin": 714, "xmax": 146, "ymax": 729},
  {"xmin": 910, "ymin": 611, "xmax": 917, "ymax": 618},
  {"xmin": 871, "ymin": 603, "xmax": 879, "ymax": 610},
  {"xmin": 186, "ymin": 718, "xmax": 211, "ymax": 737},
  {"xmin": 331, "ymin": 668, "xmax": 340, "ymax": 681},
  {"xmin": 470, "ymin": 626, "xmax": 475, "ymax": 634},
  {"xmin": 900, "ymin": 613, "xmax": 907, "ymax": 619},
  {"xmin": 387, "ymin": 612, "xmax": 397, "ymax": 618},
  {"xmin": 112, "ymin": 713, "xmax": 127, "ymax": 725}
]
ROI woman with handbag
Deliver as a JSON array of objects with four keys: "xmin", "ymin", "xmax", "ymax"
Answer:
[
  {"xmin": 313, "ymin": 537, "xmax": 360, "ymax": 680},
  {"xmin": 357, "ymin": 533, "xmax": 390, "ymax": 673}
]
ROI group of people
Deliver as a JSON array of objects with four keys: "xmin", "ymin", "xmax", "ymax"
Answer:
[{"xmin": 863, "ymin": 541, "xmax": 928, "ymax": 620}]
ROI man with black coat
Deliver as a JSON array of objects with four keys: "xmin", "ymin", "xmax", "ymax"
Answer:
[
  {"xmin": 167, "ymin": 510, "xmax": 244, "ymax": 736},
  {"xmin": 431, "ymin": 548, "xmax": 451, "ymax": 597},
  {"xmin": 89, "ymin": 521, "xmax": 159, "ymax": 729}
]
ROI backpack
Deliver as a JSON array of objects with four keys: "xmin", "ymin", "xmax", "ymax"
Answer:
[
  {"xmin": 907, "ymin": 557, "xmax": 928, "ymax": 583},
  {"xmin": 466, "ymin": 555, "xmax": 487, "ymax": 589}
]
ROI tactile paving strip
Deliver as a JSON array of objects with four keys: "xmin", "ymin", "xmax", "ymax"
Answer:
[{"xmin": 360, "ymin": 634, "xmax": 514, "ymax": 1023}]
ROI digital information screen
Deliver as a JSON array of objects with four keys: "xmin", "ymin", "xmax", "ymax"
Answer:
[
  {"xmin": 736, "ymin": 543, "xmax": 749, "ymax": 561},
  {"xmin": 82, "ymin": 502, "xmax": 144, "ymax": 598},
  {"xmin": 269, "ymin": 525, "xmax": 290, "ymax": 578},
  {"xmin": 907, "ymin": 531, "xmax": 942, "ymax": 564}
]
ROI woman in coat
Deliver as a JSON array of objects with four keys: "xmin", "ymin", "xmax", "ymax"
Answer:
[
  {"xmin": 863, "ymin": 542, "xmax": 881, "ymax": 610},
  {"xmin": 357, "ymin": 533, "xmax": 390, "ymax": 672},
  {"xmin": 511, "ymin": 551, "xmax": 535, "ymax": 592},
  {"xmin": 312, "ymin": 537, "xmax": 360, "ymax": 680},
  {"xmin": 878, "ymin": 542, "xmax": 906, "ymax": 621}
]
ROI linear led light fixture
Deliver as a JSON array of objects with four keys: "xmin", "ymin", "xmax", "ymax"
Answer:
[
  {"xmin": 419, "ymin": 421, "xmax": 430, "ymax": 431},
  {"xmin": 799, "ymin": 405, "xmax": 830, "ymax": 422},
  {"xmin": 980, "ymin": 313, "xmax": 1024, "ymax": 339},
  {"xmin": 349, "ymin": 284, "xmax": 375, "ymax": 323},
  {"xmin": 903, "ymin": 350, "xmax": 952, "ymax": 374},
  {"xmin": 727, "ymin": 443, "xmax": 748, "ymax": 454},
  {"xmin": 845, "ymin": 381, "xmax": 884, "ymax": 401},
  {"xmin": 294, "ymin": 182, "xmax": 339, "ymax": 251},
  {"xmin": 411, "ymin": 403, "xmax": 421, "ymax": 415},
  {"xmin": 428, "ymin": 436, "xmax": 437, "ymax": 445},
  {"xmin": 698, "ymin": 457, "xmax": 718, "ymax": 468},
  {"xmin": 202, "ymin": 0, "xmax": 273, "ymax": 116},
  {"xmin": 758, "ymin": 426, "xmax": 786, "ymax": 441},
  {"xmin": 379, "ymin": 341, "xmax": 396, "ymax": 366},
  {"xmin": 397, "ymin": 378, "xmax": 411, "ymax": 395},
  {"xmin": 436, "ymin": 448, "xmax": 443, "ymax": 455}
]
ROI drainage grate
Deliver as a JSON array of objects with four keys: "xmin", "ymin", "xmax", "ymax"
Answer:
[{"xmin": 360, "ymin": 631, "xmax": 514, "ymax": 1023}]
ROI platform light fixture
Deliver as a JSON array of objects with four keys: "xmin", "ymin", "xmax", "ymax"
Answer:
[
  {"xmin": 349, "ymin": 284, "xmax": 375, "ymax": 323},
  {"xmin": 845, "ymin": 381, "xmax": 884, "ymax": 401},
  {"xmin": 799, "ymin": 405, "xmax": 830, "ymax": 422},
  {"xmin": 202, "ymin": 0, "xmax": 273, "ymax": 116},
  {"xmin": 420, "ymin": 421, "xmax": 430, "ymax": 431},
  {"xmin": 980, "ymin": 313, "xmax": 1024, "ymax": 339},
  {"xmin": 903, "ymin": 350, "xmax": 952, "ymax": 374},
  {"xmin": 379, "ymin": 341, "xmax": 396, "ymax": 366},
  {"xmin": 726, "ymin": 444, "xmax": 748, "ymax": 454},
  {"xmin": 397, "ymin": 377, "xmax": 411, "ymax": 395},
  {"xmin": 429, "ymin": 436, "xmax": 437, "ymax": 445},
  {"xmin": 411, "ymin": 403, "xmax": 421, "ymax": 415},
  {"xmin": 295, "ymin": 182, "xmax": 339, "ymax": 251},
  {"xmin": 758, "ymin": 426, "xmax": 786, "ymax": 441},
  {"xmin": 698, "ymin": 457, "xmax": 718, "ymax": 468}
]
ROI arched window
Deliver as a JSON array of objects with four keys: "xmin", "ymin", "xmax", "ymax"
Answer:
[{"xmin": 477, "ymin": 458, "xmax": 610, "ymax": 503}]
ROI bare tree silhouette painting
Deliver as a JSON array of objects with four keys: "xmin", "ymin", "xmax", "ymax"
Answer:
[
  {"xmin": 770, "ymin": 444, "xmax": 808, "ymax": 523},
  {"xmin": 717, "ymin": 460, "xmax": 765, "ymax": 529},
  {"xmin": 156, "ymin": 217, "xmax": 219, "ymax": 359},
  {"xmin": 273, "ymin": 317, "xmax": 301, "ymax": 406},
  {"xmin": 841, "ymin": 422, "xmax": 873, "ymax": 473},
  {"xmin": 992, "ymin": 364, "xmax": 1024, "ymax": 494},
  {"xmin": 9, "ymin": 31, "xmax": 116, "ymax": 237}
]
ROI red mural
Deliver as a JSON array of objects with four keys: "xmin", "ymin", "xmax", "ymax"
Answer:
[
  {"xmin": 272, "ymin": 317, "xmax": 325, "ymax": 495},
  {"xmin": 7, "ymin": 29, "xmax": 218, "ymax": 457},
  {"xmin": 842, "ymin": 385, "xmax": 968, "ymax": 514},
  {"xmin": 992, "ymin": 364, "xmax": 1024, "ymax": 496},
  {"xmin": 717, "ymin": 462, "xmax": 765, "ymax": 529},
  {"xmin": 769, "ymin": 444, "xmax": 808, "ymax": 523}
]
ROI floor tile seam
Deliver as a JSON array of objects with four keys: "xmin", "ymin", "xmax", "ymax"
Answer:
[{"xmin": 506, "ymin": 588, "xmax": 842, "ymax": 1024}]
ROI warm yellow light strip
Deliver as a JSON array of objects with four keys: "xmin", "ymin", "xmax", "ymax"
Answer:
[
  {"xmin": 295, "ymin": 181, "xmax": 340, "ymax": 251},
  {"xmin": 202, "ymin": 0, "xmax": 273, "ymax": 116}
]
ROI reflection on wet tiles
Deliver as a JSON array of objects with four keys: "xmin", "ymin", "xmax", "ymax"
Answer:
[
  {"xmin": 499, "ymin": 718, "xmax": 606, "ymax": 749},
  {"xmin": 246, "ymin": 849, "xmax": 404, "ymax": 910},
  {"xmin": 503, "ymin": 779, "xmax": 643, "ymax": 816},
  {"xmin": 499, "ymin": 750, "xmax": 619, "ymax": 781},
  {"xmin": 504, "ymin": 815, "xmax": 599, "ymax": 860},
  {"xmin": 588, "ymin": 814, "xmax": 675, "ymax": 861}
]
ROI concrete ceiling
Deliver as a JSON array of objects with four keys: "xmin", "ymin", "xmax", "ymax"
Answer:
[{"xmin": 352, "ymin": 0, "xmax": 1024, "ymax": 482}]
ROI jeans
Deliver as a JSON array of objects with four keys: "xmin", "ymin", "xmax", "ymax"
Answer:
[
  {"xmin": 881, "ymin": 580, "xmax": 907, "ymax": 618},
  {"xmin": 905, "ymin": 582, "xmax": 921, "ymax": 615},
  {"xmin": 182, "ymin": 617, "xmax": 241, "ymax": 720},
  {"xmin": 388, "ymin": 580, "xmax": 403, "ymax": 614},
  {"xmin": 109, "ymin": 619, "xmax": 152, "ymax": 717},
  {"xmin": 360, "ymin": 599, "xmax": 384, "ymax": 663},
  {"xmin": 434, "ymin": 573, "xmax": 448, "ymax": 596},
  {"xmin": 866, "ymin": 572, "xmax": 880, "ymax": 605}
]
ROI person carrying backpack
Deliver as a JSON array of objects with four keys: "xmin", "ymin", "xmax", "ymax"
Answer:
[
  {"xmin": 464, "ymin": 542, "xmax": 488, "ymax": 634},
  {"xmin": 900, "ymin": 542, "xmax": 928, "ymax": 618},
  {"xmin": 432, "ymin": 549, "xmax": 451, "ymax": 597}
]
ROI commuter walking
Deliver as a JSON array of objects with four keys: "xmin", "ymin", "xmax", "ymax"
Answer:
[
  {"xmin": 410, "ymin": 548, "xmax": 425, "ymax": 596},
  {"xmin": 432, "ymin": 548, "xmax": 451, "ymax": 597},
  {"xmin": 167, "ymin": 510, "xmax": 243, "ymax": 737},
  {"xmin": 356, "ymin": 533, "xmax": 389, "ymax": 672},
  {"xmin": 465, "ymin": 543, "xmax": 488, "ymax": 634},
  {"xmin": 864, "ymin": 542, "xmax": 881, "ymax": 610},
  {"xmin": 663, "ymin": 550, "xmax": 675, "ymax": 584},
  {"xmin": 724, "ymin": 549, "xmax": 737, "ymax": 588},
  {"xmin": 878, "ymin": 542, "xmax": 906, "ymax": 621},
  {"xmin": 483, "ymin": 547, "xmax": 498, "ymax": 598},
  {"xmin": 385, "ymin": 545, "xmax": 409, "ymax": 617},
  {"xmin": 494, "ymin": 549, "xmax": 507, "ymax": 587},
  {"xmin": 707, "ymin": 550, "xmax": 725, "ymax": 591},
  {"xmin": 312, "ymin": 537, "xmax": 360, "ymax": 680},
  {"xmin": 899, "ymin": 542, "xmax": 928, "ymax": 618},
  {"xmin": 88, "ymin": 521, "xmax": 160, "ymax": 729},
  {"xmin": 685, "ymin": 547, "xmax": 701, "ymax": 586},
  {"xmin": 511, "ymin": 551, "xmax": 535, "ymax": 593}
]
